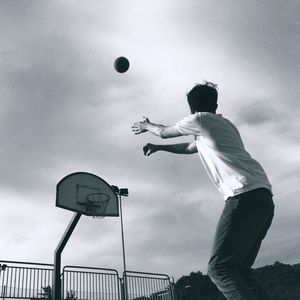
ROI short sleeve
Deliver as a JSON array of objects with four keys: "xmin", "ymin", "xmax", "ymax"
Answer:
[{"xmin": 175, "ymin": 113, "xmax": 202, "ymax": 136}]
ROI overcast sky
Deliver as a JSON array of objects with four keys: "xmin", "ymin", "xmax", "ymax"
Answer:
[{"xmin": 1, "ymin": 0, "xmax": 300, "ymax": 280}]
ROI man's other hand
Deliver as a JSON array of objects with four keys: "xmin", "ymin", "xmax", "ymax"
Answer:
[{"xmin": 143, "ymin": 143, "xmax": 158, "ymax": 156}]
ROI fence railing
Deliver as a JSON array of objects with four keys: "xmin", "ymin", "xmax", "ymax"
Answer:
[
  {"xmin": 0, "ymin": 260, "xmax": 175, "ymax": 300},
  {"xmin": 0, "ymin": 260, "xmax": 53, "ymax": 299},
  {"xmin": 62, "ymin": 265, "xmax": 120, "ymax": 300},
  {"xmin": 124, "ymin": 271, "xmax": 175, "ymax": 300}
]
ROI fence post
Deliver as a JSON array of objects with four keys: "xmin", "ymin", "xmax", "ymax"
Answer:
[{"xmin": 1, "ymin": 285, "xmax": 6, "ymax": 300}]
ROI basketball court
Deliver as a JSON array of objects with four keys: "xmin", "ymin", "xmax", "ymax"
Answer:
[{"xmin": 0, "ymin": 172, "xmax": 176, "ymax": 300}]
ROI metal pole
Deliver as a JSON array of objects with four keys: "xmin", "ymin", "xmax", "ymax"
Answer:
[
  {"xmin": 53, "ymin": 212, "xmax": 81, "ymax": 300},
  {"xmin": 119, "ymin": 194, "xmax": 128, "ymax": 300},
  {"xmin": 119, "ymin": 194, "xmax": 127, "ymax": 274},
  {"xmin": 2, "ymin": 285, "xmax": 6, "ymax": 300}
]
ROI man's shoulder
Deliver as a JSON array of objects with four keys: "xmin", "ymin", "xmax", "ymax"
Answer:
[
  {"xmin": 175, "ymin": 113, "xmax": 203, "ymax": 135},
  {"xmin": 179, "ymin": 113, "xmax": 200, "ymax": 122}
]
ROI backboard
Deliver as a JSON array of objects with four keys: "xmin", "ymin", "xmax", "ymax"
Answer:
[{"xmin": 56, "ymin": 172, "xmax": 119, "ymax": 217}]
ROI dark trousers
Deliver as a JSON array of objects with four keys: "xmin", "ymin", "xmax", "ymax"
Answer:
[{"xmin": 207, "ymin": 188, "xmax": 274, "ymax": 300}]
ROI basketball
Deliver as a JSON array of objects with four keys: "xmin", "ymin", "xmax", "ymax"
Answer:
[{"xmin": 114, "ymin": 56, "xmax": 130, "ymax": 73}]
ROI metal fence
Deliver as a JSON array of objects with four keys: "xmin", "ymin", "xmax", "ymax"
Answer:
[
  {"xmin": 62, "ymin": 265, "xmax": 120, "ymax": 300},
  {"xmin": 124, "ymin": 271, "xmax": 175, "ymax": 300},
  {"xmin": 0, "ymin": 260, "xmax": 53, "ymax": 299},
  {"xmin": 0, "ymin": 260, "xmax": 175, "ymax": 300}
]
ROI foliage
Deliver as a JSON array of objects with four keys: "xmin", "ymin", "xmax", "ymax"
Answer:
[
  {"xmin": 175, "ymin": 262, "xmax": 300, "ymax": 300},
  {"xmin": 31, "ymin": 286, "xmax": 77, "ymax": 300},
  {"xmin": 65, "ymin": 290, "xmax": 77, "ymax": 300},
  {"xmin": 40, "ymin": 285, "xmax": 52, "ymax": 299},
  {"xmin": 253, "ymin": 261, "xmax": 300, "ymax": 300},
  {"xmin": 175, "ymin": 271, "xmax": 224, "ymax": 299}
]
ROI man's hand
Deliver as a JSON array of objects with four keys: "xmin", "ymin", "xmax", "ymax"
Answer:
[
  {"xmin": 132, "ymin": 117, "xmax": 150, "ymax": 135},
  {"xmin": 132, "ymin": 117, "xmax": 181, "ymax": 138},
  {"xmin": 143, "ymin": 143, "xmax": 159, "ymax": 156}
]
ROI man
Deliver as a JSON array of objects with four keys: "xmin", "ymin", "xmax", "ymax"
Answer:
[{"xmin": 131, "ymin": 82, "xmax": 274, "ymax": 300}]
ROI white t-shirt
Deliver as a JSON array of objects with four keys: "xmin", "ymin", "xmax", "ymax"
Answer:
[{"xmin": 175, "ymin": 113, "xmax": 272, "ymax": 199}]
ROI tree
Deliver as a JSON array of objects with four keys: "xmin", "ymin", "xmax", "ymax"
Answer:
[
  {"xmin": 65, "ymin": 290, "xmax": 77, "ymax": 300},
  {"xmin": 32, "ymin": 286, "xmax": 78, "ymax": 300},
  {"xmin": 40, "ymin": 285, "xmax": 52, "ymax": 299},
  {"xmin": 175, "ymin": 262, "xmax": 300, "ymax": 300}
]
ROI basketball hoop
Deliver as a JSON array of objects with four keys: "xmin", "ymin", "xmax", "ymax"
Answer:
[{"xmin": 84, "ymin": 192, "xmax": 110, "ymax": 219}]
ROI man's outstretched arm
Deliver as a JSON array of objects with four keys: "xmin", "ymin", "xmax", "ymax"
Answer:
[
  {"xmin": 132, "ymin": 117, "xmax": 182, "ymax": 139},
  {"xmin": 143, "ymin": 142, "xmax": 197, "ymax": 156}
]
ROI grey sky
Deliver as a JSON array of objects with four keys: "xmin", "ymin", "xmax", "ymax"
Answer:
[{"xmin": 0, "ymin": 0, "xmax": 300, "ymax": 280}]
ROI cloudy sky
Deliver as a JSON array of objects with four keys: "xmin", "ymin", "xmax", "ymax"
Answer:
[{"xmin": 1, "ymin": 0, "xmax": 300, "ymax": 280}]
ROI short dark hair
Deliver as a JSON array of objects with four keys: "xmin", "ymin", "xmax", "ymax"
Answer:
[{"xmin": 187, "ymin": 82, "xmax": 218, "ymax": 113}]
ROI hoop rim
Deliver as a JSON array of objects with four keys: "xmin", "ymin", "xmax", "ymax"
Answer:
[
  {"xmin": 83, "ymin": 192, "xmax": 110, "ymax": 217},
  {"xmin": 85, "ymin": 192, "xmax": 110, "ymax": 203}
]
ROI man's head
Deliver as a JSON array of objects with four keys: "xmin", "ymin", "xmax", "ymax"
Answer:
[{"xmin": 187, "ymin": 82, "xmax": 218, "ymax": 114}]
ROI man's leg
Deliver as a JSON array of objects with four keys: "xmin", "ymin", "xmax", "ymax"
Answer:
[
  {"xmin": 207, "ymin": 189, "xmax": 274, "ymax": 300},
  {"xmin": 240, "ymin": 212, "xmax": 274, "ymax": 299}
]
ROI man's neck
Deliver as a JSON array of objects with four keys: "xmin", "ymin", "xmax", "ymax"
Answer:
[{"xmin": 195, "ymin": 111, "xmax": 216, "ymax": 114}]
